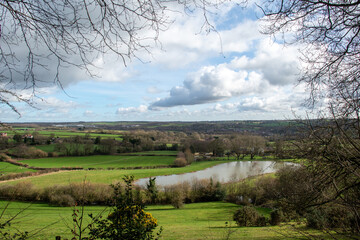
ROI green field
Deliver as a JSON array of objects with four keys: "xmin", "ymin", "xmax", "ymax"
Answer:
[
  {"xmin": 0, "ymin": 201, "xmax": 328, "ymax": 240},
  {"xmin": 0, "ymin": 162, "xmax": 36, "ymax": 175},
  {"xmin": 4, "ymin": 130, "xmax": 123, "ymax": 140},
  {"xmin": 18, "ymin": 155, "xmax": 176, "ymax": 169},
  {"xmin": 3, "ymin": 160, "xmax": 231, "ymax": 188},
  {"xmin": 124, "ymin": 151, "xmax": 177, "ymax": 155}
]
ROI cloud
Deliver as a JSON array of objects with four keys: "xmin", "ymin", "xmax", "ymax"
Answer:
[
  {"xmin": 149, "ymin": 65, "xmax": 267, "ymax": 109},
  {"xmin": 149, "ymin": 40, "xmax": 300, "ymax": 109},
  {"xmin": 116, "ymin": 105, "xmax": 148, "ymax": 114},
  {"xmin": 230, "ymin": 40, "xmax": 300, "ymax": 85},
  {"xmin": 35, "ymin": 97, "xmax": 79, "ymax": 114},
  {"xmin": 149, "ymin": 18, "xmax": 261, "ymax": 68},
  {"xmin": 147, "ymin": 86, "xmax": 163, "ymax": 94}
]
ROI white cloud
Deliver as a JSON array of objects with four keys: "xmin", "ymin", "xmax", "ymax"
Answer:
[
  {"xmin": 147, "ymin": 15, "xmax": 261, "ymax": 68},
  {"xmin": 150, "ymin": 64, "xmax": 267, "ymax": 109},
  {"xmin": 147, "ymin": 86, "xmax": 163, "ymax": 94},
  {"xmin": 149, "ymin": 38, "xmax": 300, "ymax": 109},
  {"xmin": 230, "ymin": 40, "xmax": 300, "ymax": 85},
  {"xmin": 116, "ymin": 105, "xmax": 148, "ymax": 114}
]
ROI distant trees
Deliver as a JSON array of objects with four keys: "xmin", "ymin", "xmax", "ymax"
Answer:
[{"xmin": 228, "ymin": 135, "xmax": 266, "ymax": 160}]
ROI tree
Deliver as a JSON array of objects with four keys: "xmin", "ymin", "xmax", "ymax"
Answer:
[
  {"xmin": 89, "ymin": 175, "xmax": 161, "ymax": 240},
  {"xmin": 259, "ymin": 0, "xmax": 360, "ymax": 234},
  {"xmin": 0, "ymin": 0, "xmax": 223, "ymax": 114}
]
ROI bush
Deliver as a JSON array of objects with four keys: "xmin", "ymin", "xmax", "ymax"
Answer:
[
  {"xmin": 89, "ymin": 176, "xmax": 161, "ymax": 240},
  {"xmin": 164, "ymin": 185, "xmax": 185, "ymax": 209},
  {"xmin": 49, "ymin": 194, "xmax": 75, "ymax": 207},
  {"xmin": 270, "ymin": 209, "xmax": 284, "ymax": 226},
  {"xmin": 173, "ymin": 157, "xmax": 187, "ymax": 167},
  {"xmin": 233, "ymin": 206, "xmax": 267, "ymax": 227},
  {"xmin": 11, "ymin": 145, "xmax": 48, "ymax": 158},
  {"xmin": 189, "ymin": 178, "xmax": 225, "ymax": 202},
  {"xmin": 306, "ymin": 204, "xmax": 357, "ymax": 231}
]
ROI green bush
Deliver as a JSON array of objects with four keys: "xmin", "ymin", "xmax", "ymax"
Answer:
[
  {"xmin": 89, "ymin": 175, "xmax": 161, "ymax": 240},
  {"xmin": 233, "ymin": 206, "xmax": 267, "ymax": 227},
  {"xmin": 270, "ymin": 209, "xmax": 284, "ymax": 226},
  {"xmin": 306, "ymin": 204, "xmax": 356, "ymax": 231}
]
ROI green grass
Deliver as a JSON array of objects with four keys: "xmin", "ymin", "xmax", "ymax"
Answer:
[
  {"xmin": 124, "ymin": 151, "xmax": 177, "ymax": 155},
  {"xmin": 35, "ymin": 145, "xmax": 56, "ymax": 153},
  {"xmin": 4, "ymin": 130, "xmax": 123, "ymax": 140},
  {"xmin": 3, "ymin": 160, "xmax": 232, "ymax": 188},
  {"xmin": 0, "ymin": 162, "xmax": 36, "ymax": 175},
  {"xmin": 18, "ymin": 155, "xmax": 176, "ymax": 169},
  {"xmin": 0, "ymin": 201, "xmax": 331, "ymax": 240}
]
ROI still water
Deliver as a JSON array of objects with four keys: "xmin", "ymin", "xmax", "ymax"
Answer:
[{"xmin": 135, "ymin": 161, "xmax": 294, "ymax": 187}]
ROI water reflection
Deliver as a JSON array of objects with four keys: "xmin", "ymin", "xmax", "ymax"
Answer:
[{"xmin": 135, "ymin": 161, "xmax": 294, "ymax": 187}]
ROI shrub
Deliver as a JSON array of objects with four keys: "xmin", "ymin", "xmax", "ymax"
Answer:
[
  {"xmin": 11, "ymin": 145, "xmax": 47, "ymax": 158},
  {"xmin": 270, "ymin": 209, "xmax": 284, "ymax": 226},
  {"xmin": 164, "ymin": 185, "xmax": 185, "ymax": 209},
  {"xmin": 49, "ymin": 194, "xmax": 75, "ymax": 207},
  {"xmin": 233, "ymin": 206, "xmax": 266, "ymax": 227},
  {"xmin": 189, "ymin": 178, "xmax": 225, "ymax": 202},
  {"xmin": 89, "ymin": 175, "xmax": 161, "ymax": 240},
  {"xmin": 306, "ymin": 204, "xmax": 356, "ymax": 231},
  {"xmin": 173, "ymin": 157, "xmax": 187, "ymax": 167}
]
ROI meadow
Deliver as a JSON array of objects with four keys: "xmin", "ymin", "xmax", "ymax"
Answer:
[
  {"xmin": 18, "ymin": 155, "xmax": 177, "ymax": 169},
  {"xmin": 0, "ymin": 201, "xmax": 327, "ymax": 240},
  {"xmin": 0, "ymin": 162, "xmax": 36, "ymax": 175},
  {"xmin": 4, "ymin": 130, "xmax": 123, "ymax": 140},
  {"xmin": 3, "ymin": 160, "xmax": 232, "ymax": 188}
]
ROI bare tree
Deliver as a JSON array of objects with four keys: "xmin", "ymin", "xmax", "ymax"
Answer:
[
  {"xmin": 258, "ymin": 0, "xmax": 360, "ymax": 234},
  {"xmin": 0, "ymin": 0, "xmax": 223, "ymax": 114},
  {"xmin": 258, "ymin": 0, "xmax": 360, "ymax": 113}
]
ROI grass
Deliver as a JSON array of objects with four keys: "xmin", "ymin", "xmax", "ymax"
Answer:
[
  {"xmin": 3, "ymin": 160, "xmax": 232, "ymax": 188},
  {"xmin": 0, "ymin": 201, "xmax": 331, "ymax": 240},
  {"xmin": 0, "ymin": 162, "xmax": 36, "ymax": 175},
  {"xmin": 4, "ymin": 130, "xmax": 123, "ymax": 140},
  {"xmin": 18, "ymin": 155, "xmax": 176, "ymax": 169},
  {"xmin": 35, "ymin": 145, "xmax": 56, "ymax": 153},
  {"xmin": 124, "ymin": 151, "xmax": 177, "ymax": 155}
]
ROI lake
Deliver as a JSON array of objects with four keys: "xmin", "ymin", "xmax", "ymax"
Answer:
[{"xmin": 135, "ymin": 161, "xmax": 295, "ymax": 187}]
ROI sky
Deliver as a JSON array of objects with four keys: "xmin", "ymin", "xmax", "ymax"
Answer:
[{"xmin": 1, "ymin": 2, "xmax": 312, "ymax": 123}]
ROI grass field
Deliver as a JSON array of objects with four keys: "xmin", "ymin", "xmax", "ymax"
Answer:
[
  {"xmin": 18, "ymin": 155, "xmax": 176, "ymax": 169},
  {"xmin": 0, "ymin": 162, "xmax": 36, "ymax": 175},
  {"xmin": 124, "ymin": 151, "xmax": 177, "ymax": 155},
  {"xmin": 4, "ymin": 130, "xmax": 123, "ymax": 140},
  {"xmin": 3, "ymin": 160, "xmax": 232, "ymax": 188},
  {"xmin": 0, "ymin": 201, "xmax": 329, "ymax": 240}
]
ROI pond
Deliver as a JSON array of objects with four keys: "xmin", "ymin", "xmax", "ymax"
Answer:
[{"xmin": 135, "ymin": 161, "xmax": 295, "ymax": 187}]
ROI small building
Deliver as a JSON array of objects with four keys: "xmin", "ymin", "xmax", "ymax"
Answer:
[{"xmin": 0, "ymin": 133, "xmax": 7, "ymax": 137}]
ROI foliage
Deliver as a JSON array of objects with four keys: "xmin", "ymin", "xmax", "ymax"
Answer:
[
  {"xmin": 146, "ymin": 177, "xmax": 158, "ymax": 204},
  {"xmin": 10, "ymin": 145, "xmax": 47, "ymax": 159},
  {"xmin": 269, "ymin": 209, "xmax": 284, "ymax": 226},
  {"xmin": 233, "ymin": 206, "xmax": 266, "ymax": 227},
  {"xmin": 173, "ymin": 157, "xmax": 187, "ymax": 167},
  {"xmin": 163, "ymin": 185, "xmax": 185, "ymax": 209},
  {"xmin": 89, "ymin": 175, "xmax": 161, "ymax": 240},
  {"xmin": 306, "ymin": 204, "xmax": 358, "ymax": 232}
]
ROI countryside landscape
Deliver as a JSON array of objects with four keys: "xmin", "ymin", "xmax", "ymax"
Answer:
[
  {"xmin": 0, "ymin": 120, "xmax": 358, "ymax": 239},
  {"xmin": 1, "ymin": 0, "xmax": 360, "ymax": 240}
]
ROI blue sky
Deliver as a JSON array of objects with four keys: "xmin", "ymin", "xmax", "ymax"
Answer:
[{"xmin": 1, "ymin": 2, "xmax": 310, "ymax": 122}]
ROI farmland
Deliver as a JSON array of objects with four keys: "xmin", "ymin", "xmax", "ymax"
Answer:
[
  {"xmin": 1, "ymin": 201, "xmax": 329, "ymax": 240},
  {"xmin": 18, "ymin": 154, "xmax": 177, "ymax": 169},
  {"xmin": 0, "ymin": 121, "xmax": 357, "ymax": 240}
]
